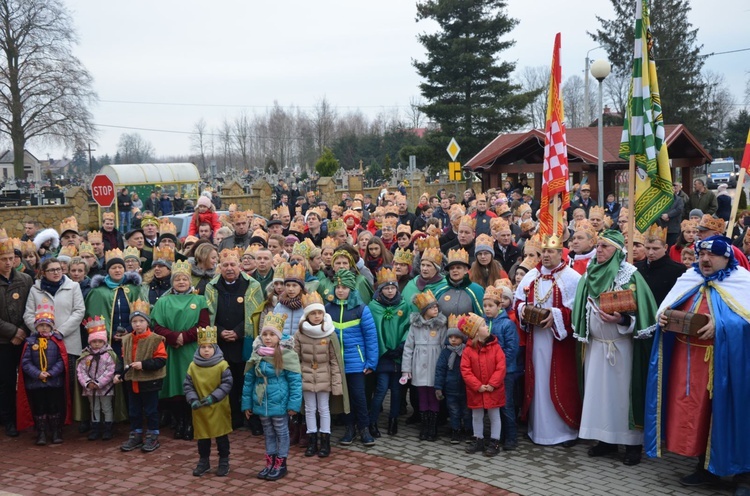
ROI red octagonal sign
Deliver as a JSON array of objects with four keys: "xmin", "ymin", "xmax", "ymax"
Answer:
[{"xmin": 91, "ymin": 174, "xmax": 116, "ymax": 207}]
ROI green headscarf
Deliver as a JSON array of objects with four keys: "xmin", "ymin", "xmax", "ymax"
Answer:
[
  {"xmin": 333, "ymin": 269, "xmax": 356, "ymax": 290},
  {"xmin": 582, "ymin": 229, "xmax": 625, "ymax": 297}
]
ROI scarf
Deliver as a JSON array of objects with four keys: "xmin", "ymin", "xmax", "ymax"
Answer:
[
  {"xmin": 583, "ymin": 249, "xmax": 624, "ymax": 296},
  {"xmin": 104, "ymin": 275, "xmax": 123, "ymax": 289},
  {"xmin": 192, "ymin": 345, "xmax": 225, "ymax": 367},
  {"xmin": 301, "ymin": 315, "xmax": 335, "ymax": 339},
  {"xmin": 416, "ymin": 273, "xmax": 443, "ymax": 291},
  {"xmin": 41, "ymin": 276, "xmax": 64, "ymax": 296},
  {"xmin": 448, "ymin": 274, "xmax": 472, "ymax": 289},
  {"xmin": 365, "ymin": 256, "xmax": 383, "ymax": 273},
  {"xmin": 374, "ymin": 289, "xmax": 401, "ymax": 307},
  {"xmin": 279, "ymin": 294, "xmax": 303, "ymax": 310},
  {"xmin": 246, "ymin": 338, "xmax": 301, "ymax": 406},
  {"xmin": 446, "ymin": 343, "xmax": 465, "ymax": 370},
  {"xmin": 692, "ymin": 260, "xmax": 738, "ymax": 283}
]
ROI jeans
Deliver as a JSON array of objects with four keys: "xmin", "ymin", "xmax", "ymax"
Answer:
[
  {"xmin": 261, "ymin": 415, "xmax": 290, "ymax": 458},
  {"xmin": 369, "ymin": 372, "xmax": 401, "ymax": 425},
  {"xmin": 197, "ymin": 435, "xmax": 230, "ymax": 458},
  {"xmin": 119, "ymin": 211, "xmax": 131, "ymax": 231},
  {"xmin": 445, "ymin": 392, "xmax": 472, "ymax": 431},
  {"xmin": 303, "ymin": 391, "xmax": 331, "ymax": 434},
  {"xmin": 345, "ymin": 373, "xmax": 369, "ymax": 430},
  {"xmin": 128, "ymin": 388, "xmax": 160, "ymax": 433},
  {"xmin": 0, "ymin": 343, "xmax": 22, "ymax": 423},
  {"xmin": 500, "ymin": 372, "xmax": 518, "ymax": 442}
]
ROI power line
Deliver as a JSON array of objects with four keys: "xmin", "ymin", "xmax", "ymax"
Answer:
[
  {"xmin": 655, "ymin": 46, "xmax": 750, "ymax": 62},
  {"xmin": 96, "ymin": 123, "xmax": 307, "ymax": 141},
  {"xmin": 99, "ymin": 99, "xmax": 412, "ymax": 110}
]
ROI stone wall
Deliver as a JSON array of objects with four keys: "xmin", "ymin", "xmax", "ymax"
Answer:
[{"xmin": 0, "ymin": 187, "xmax": 90, "ymax": 237}]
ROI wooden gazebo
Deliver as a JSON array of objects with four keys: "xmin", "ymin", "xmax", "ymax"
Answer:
[{"xmin": 464, "ymin": 125, "xmax": 712, "ymax": 202}]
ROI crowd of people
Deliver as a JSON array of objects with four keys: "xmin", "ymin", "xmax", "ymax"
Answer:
[{"xmin": 0, "ymin": 179, "xmax": 748, "ymax": 489}]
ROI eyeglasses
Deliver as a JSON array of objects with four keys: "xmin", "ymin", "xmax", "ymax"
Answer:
[{"xmin": 45, "ymin": 268, "xmax": 62, "ymax": 273}]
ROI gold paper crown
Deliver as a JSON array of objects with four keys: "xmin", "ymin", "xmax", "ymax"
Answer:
[
  {"xmin": 251, "ymin": 229, "xmax": 269, "ymax": 242},
  {"xmin": 158, "ymin": 218, "xmax": 177, "ymax": 236},
  {"xmin": 475, "ymin": 234, "xmax": 494, "ymax": 249},
  {"xmin": 448, "ymin": 314, "xmax": 462, "ymax": 329},
  {"xmin": 490, "ymin": 217, "xmax": 510, "ymax": 233},
  {"xmin": 219, "ymin": 248, "xmax": 241, "ymax": 263},
  {"xmin": 393, "ymin": 248, "xmax": 414, "ymax": 266},
  {"xmin": 141, "ymin": 215, "xmax": 158, "ymax": 227},
  {"xmin": 376, "ymin": 267, "xmax": 397, "ymax": 286},
  {"xmin": 495, "ymin": 203, "xmax": 511, "ymax": 216},
  {"xmin": 60, "ymin": 216, "xmax": 79, "ymax": 234},
  {"xmin": 231, "ymin": 210, "xmax": 248, "ymax": 222},
  {"xmin": 0, "ymin": 239, "xmax": 15, "ymax": 256},
  {"xmin": 422, "ymin": 247, "xmax": 443, "ymax": 266},
  {"xmin": 574, "ymin": 220, "xmax": 598, "ymax": 242},
  {"xmin": 328, "ymin": 219, "xmax": 346, "ymax": 233},
  {"xmin": 308, "ymin": 207, "xmax": 325, "ymax": 220},
  {"xmin": 631, "ymin": 230, "xmax": 646, "ymax": 245},
  {"xmin": 681, "ymin": 219, "xmax": 698, "ymax": 231},
  {"xmin": 457, "ymin": 312, "xmax": 484, "ymax": 339},
  {"xmin": 384, "ymin": 205, "xmax": 399, "ymax": 216},
  {"xmin": 343, "ymin": 209, "xmax": 361, "ymax": 221},
  {"xmin": 321, "ymin": 236, "xmax": 338, "ymax": 251},
  {"xmin": 87, "ymin": 230, "xmax": 103, "ymax": 244},
  {"xmin": 589, "ymin": 206, "xmax": 605, "ymax": 219},
  {"xmin": 447, "ymin": 248, "xmax": 470, "ymax": 266},
  {"xmin": 123, "ymin": 246, "xmax": 140, "ymax": 261},
  {"xmin": 301, "ymin": 291, "xmax": 324, "ymax": 308},
  {"xmin": 476, "ymin": 193, "xmax": 487, "ymax": 201},
  {"xmin": 292, "ymin": 239, "xmax": 315, "ymax": 259},
  {"xmin": 331, "ymin": 205, "xmax": 343, "ymax": 215},
  {"xmin": 102, "ymin": 212, "xmax": 115, "ymax": 221},
  {"xmin": 541, "ymin": 234, "xmax": 563, "ymax": 250},
  {"xmin": 520, "ymin": 219, "xmax": 536, "ymax": 232},
  {"xmin": 22, "ymin": 240, "xmax": 37, "ymax": 254},
  {"xmin": 698, "ymin": 214, "xmax": 725, "ymax": 233},
  {"xmin": 413, "ymin": 289, "xmax": 437, "ymax": 312},
  {"xmin": 425, "ymin": 225, "xmax": 442, "ymax": 237},
  {"xmin": 131, "ymin": 299, "xmax": 151, "ymax": 317},
  {"xmin": 105, "ymin": 248, "xmax": 124, "ymax": 263},
  {"xmin": 273, "ymin": 262, "xmax": 286, "ymax": 281},
  {"xmin": 171, "ymin": 260, "xmax": 191, "ymax": 278},
  {"xmin": 483, "ymin": 285, "xmax": 504, "ymax": 303},
  {"xmin": 459, "ymin": 215, "xmax": 476, "ymax": 231},
  {"xmin": 645, "ymin": 224, "xmax": 667, "ymax": 243},
  {"xmin": 396, "ymin": 224, "xmax": 412, "ymax": 236},
  {"xmin": 415, "ymin": 235, "xmax": 440, "ymax": 252},
  {"xmin": 383, "ymin": 217, "xmax": 398, "ymax": 229},
  {"xmin": 8, "ymin": 238, "xmax": 19, "ymax": 253},
  {"xmin": 154, "ymin": 246, "xmax": 175, "ymax": 263},
  {"xmin": 243, "ymin": 244, "xmax": 260, "ymax": 258},
  {"xmin": 85, "ymin": 316, "xmax": 107, "ymax": 333},
  {"xmin": 78, "ymin": 242, "xmax": 94, "ymax": 255},
  {"xmin": 524, "ymin": 235, "xmax": 543, "ymax": 254},
  {"xmin": 0, "ymin": 228, "xmax": 7, "ymax": 241},
  {"xmin": 374, "ymin": 206, "xmax": 385, "ymax": 216},
  {"xmin": 34, "ymin": 303, "xmax": 55, "ymax": 324},
  {"xmin": 284, "ymin": 262, "xmax": 306, "ymax": 282},
  {"xmin": 277, "ymin": 205, "xmax": 290, "ymax": 217},
  {"xmin": 262, "ymin": 312, "xmax": 288, "ymax": 334},
  {"xmin": 197, "ymin": 326, "xmax": 218, "ymax": 345},
  {"xmin": 228, "ymin": 203, "xmax": 238, "ymax": 212},
  {"xmin": 59, "ymin": 245, "xmax": 78, "ymax": 258},
  {"xmin": 516, "ymin": 204, "xmax": 531, "ymax": 216},
  {"xmin": 494, "ymin": 278, "xmax": 513, "ymax": 290},
  {"xmin": 289, "ymin": 218, "xmax": 306, "ymax": 233}
]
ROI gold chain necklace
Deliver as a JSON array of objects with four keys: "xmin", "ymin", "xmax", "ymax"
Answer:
[{"xmin": 534, "ymin": 274, "xmax": 556, "ymax": 305}]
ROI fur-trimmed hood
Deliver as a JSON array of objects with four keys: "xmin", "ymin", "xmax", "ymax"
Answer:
[
  {"xmin": 410, "ymin": 310, "xmax": 448, "ymax": 328},
  {"xmin": 34, "ymin": 228, "xmax": 60, "ymax": 251},
  {"xmin": 90, "ymin": 271, "xmax": 142, "ymax": 289}
]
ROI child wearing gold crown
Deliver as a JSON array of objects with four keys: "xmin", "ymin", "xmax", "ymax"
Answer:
[
  {"xmin": 184, "ymin": 326, "xmax": 233, "ymax": 477},
  {"xmin": 76, "ymin": 317, "xmax": 117, "ymax": 441},
  {"xmin": 272, "ymin": 262, "xmax": 307, "ymax": 338},
  {"xmin": 242, "ymin": 313, "xmax": 302, "ymax": 481},
  {"xmin": 457, "ymin": 313, "xmax": 506, "ymax": 457},
  {"xmin": 17, "ymin": 304, "xmax": 71, "ymax": 445},
  {"xmin": 402, "ymin": 290, "xmax": 448, "ymax": 442},
  {"xmin": 293, "ymin": 291, "xmax": 345, "ymax": 458}
]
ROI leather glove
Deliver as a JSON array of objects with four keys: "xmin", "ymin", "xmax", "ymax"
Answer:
[{"xmin": 191, "ymin": 400, "xmax": 202, "ymax": 410}]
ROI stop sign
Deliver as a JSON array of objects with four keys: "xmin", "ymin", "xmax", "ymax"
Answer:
[{"xmin": 91, "ymin": 174, "xmax": 116, "ymax": 207}]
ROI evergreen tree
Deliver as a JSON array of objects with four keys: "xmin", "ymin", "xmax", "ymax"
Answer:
[
  {"xmin": 590, "ymin": 0, "xmax": 707, "ymax": 141},
  {"xmin": 314, "ymin": 147, "xmax": 340, "ymax": 177},
  {"xmin": 723, "ymin": 110, "xmax": 750, "ymax": 152},
  {"xmin": 413, "ymin": 0, "xmax": 538, "ymax": 161},
  {"xmin": 365, "ymin": 161, "xmax": 383, "ymax": 184},
  {"xmin": 383, "ymin": 154, "xmax": 393, "ymax": 181},
  {"xmin": 71, "ymin": 148, "xmax": 88, "ymax": 174}
]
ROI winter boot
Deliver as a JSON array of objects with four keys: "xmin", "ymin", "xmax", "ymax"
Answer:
[
  {"xmin": 425, "ymin": 412, "xmax": 437, "ymax": 442},
  {"xmin": 387, "ymin": 417, "xmax": 398, "ymax": 436},
  {"xmin": 304, "ymin": 433, "xmax": 318, "ymax": 457},
  {"xmin": 298, "ymin": 417, "xmax": 309, "ymax": 448},
  {"xmin": 173, "ymin": 417, "xmax": 184, "ymax": 440},
  {"xmin": 318, "ymin": 433, "xmax": 331, "ymax": 458},
  {"xmin": 466, "ymin": 437, "xmax": 485, "ymax": 454},
  {"xmin": 102, "ymin": 422, "xmax": 114, "ymax": 441},
  {"xmin": 450, "ymin": 429, "xmax": 461, "ymax": 444},
  {"xmin": 339, "ymin": 424, "xmax": 356, "ymax": 446},
  {"xmin": 183, "ymin": 423, "xmax": 194, "ymax": 441},
  {"xmin": 34, "ymin": 415, "xmax": 47, "ymax": 446},
  {"xmin": 418, "ymin": 412, "xmax": 428, "ymax": 441},
  {"xmin": 120, "ymin": 431, "xmax": 143, "ymax": 452},
  {"xmin": 193, "ymin": 458, "xmax": 210, "ymax": 477},
  {"xmin": 141, "ymin": 432, "xmax": 160, "ymax": 452},
  {"xmin": 369, "ymin": 422, "xmax": 381, "ymax": 438},
  {"xmin": 288, "ymin": 417, "xmax": 300, "ymax": 446},
  {"xmin": 216, "ymin": 457, "xmax": 230, "ymax": 477},
  {"xmin": 49, "ymin": 414, "xmax": 63, "ymax": 444},
  {"xmin": 484, "ymin": 438, "xmax": 501, "ymax": 457},
  {"xmin": 77, "ymin": 419, "xmax": 90, "ymax": 434},
  {"xmin": 265, "ymin": 456, "xmax": 288, "ymax": 481},
  {"xmin": 257, "ymin": 454, "xmax": 275, "ymax": 479},
  {"xmin": 360, "ymin": 427, "xmax": 375, "ymax": 447},
  {"xmin": 87, "ymin": 422, "xmax": 101, "ymax": 441}
]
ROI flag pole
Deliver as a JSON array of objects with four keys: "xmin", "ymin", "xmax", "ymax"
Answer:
[
  {"xmin": 726, "ymin": 168, "xmax": 747, "ymax": 237},
  {"xmin": 627, "ymin": 155, "xmax": 636, "ymax": 264},
  {"xmin": 553, "ymin": 194, "xmax": 560, "ymax": 235}
]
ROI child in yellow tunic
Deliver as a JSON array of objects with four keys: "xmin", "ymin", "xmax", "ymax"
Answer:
[{"xmin": 183, "ymin": 326, "xmax": 233, "ymax": 477}]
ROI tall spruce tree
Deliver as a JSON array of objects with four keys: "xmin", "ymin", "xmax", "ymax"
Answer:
[
  {"xmin": 590, "ymin": 0, "xmax": 707, "ymax": 141},
  {"xmin": 413, "ymin": 0, "xmax": 538, "ymax": 162}
]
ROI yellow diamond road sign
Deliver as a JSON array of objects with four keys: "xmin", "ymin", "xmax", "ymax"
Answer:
[{"xmin": 447, "ymin": 138, "xmax": 460, "ymax": 161}]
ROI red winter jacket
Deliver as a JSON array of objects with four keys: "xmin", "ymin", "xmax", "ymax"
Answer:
[
  {"xmin": 187, "ymin": 211, "xmax": 222, "ymax": 236},
  {"xmin": 460, "ymin": 334, "xmax": 506, "ymax": 410}
]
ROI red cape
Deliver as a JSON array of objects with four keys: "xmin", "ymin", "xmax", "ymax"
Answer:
[{"xmin": 16, "ymin": 335, "xmax": 73, "ymax": 431}]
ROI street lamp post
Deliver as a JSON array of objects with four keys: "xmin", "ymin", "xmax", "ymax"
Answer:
[
  {"xmin": 584, "ymin": 46, "xmax": 604, "ymax": 126},
  {"xmin": 590, "ymin": 59, "xmax": 611, "ymax": 206}
]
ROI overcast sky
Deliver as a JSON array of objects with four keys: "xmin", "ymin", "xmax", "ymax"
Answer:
[{"xmin": 33, "ymin": 0, "xmax": 750, "ymax": 161}]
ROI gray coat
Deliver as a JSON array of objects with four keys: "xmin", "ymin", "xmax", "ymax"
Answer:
[
  {"xmin": 401, "ymin": 312, "xmax": 447, "ymax": 387},
  {"xmin": 657, "ymin": 194, "xmax": 685, "ymax": 235},
  {"xmin": 24, "ymin": 276, "xmax": 85, "ymax": 356}
]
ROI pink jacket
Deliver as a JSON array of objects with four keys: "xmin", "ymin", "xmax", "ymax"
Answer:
[{"xmin": 76, "ymin": 345, "xmax": 117, "ymax": 397}]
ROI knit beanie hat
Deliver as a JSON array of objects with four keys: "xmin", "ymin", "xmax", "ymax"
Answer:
[
  {"xmin": 197, "ymin": 195, "xmax": 212, "ymax": 208},
  {"xmin": 689, "ymin": 208, "xmax": 703, "ymax": 219},
  {"xmin": 301, "ymin": 292, "xmax": 325, "ymax": 318},
  {"xmin": 129, "ymin": 300, "xmax": 151, "ymax": 325}
]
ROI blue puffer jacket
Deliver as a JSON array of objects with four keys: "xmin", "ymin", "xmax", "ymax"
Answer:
[
  {"xmin": 241, "ymin": 336, "xmax": 302, "ymax": 417},
  {"xmin": 273, "ymin": 301, "xmax": 303, "ymax": 337},
  {"xmin": 487, "ymin": 311, "xmax": 519, "ymax": 374},
  {"xmin": 21, "ymin": 333, "xmax": 66, "ymax": 390},
  {"xmin": 325, "ymin": 300, "xmax": 378, "ymax": 374},
  {"xmin": 434, "ymin": 338, "xmax": 467, "ymax": 396}
]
